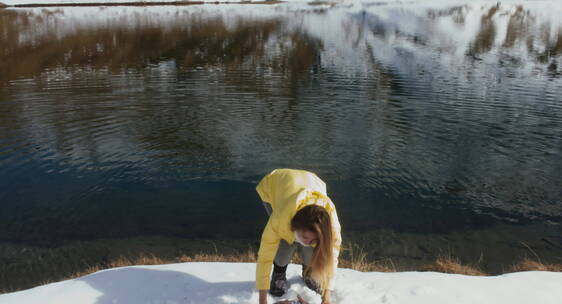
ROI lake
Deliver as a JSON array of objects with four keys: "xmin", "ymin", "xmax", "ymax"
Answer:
[{"xmin": 0, "ymin": 0, "xmax": 561, "ymax": 291}]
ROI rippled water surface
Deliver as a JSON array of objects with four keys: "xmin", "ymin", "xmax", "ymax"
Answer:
[{"xmin": 1, "ymin": 0, "xmax": 561, "ymax": 274}]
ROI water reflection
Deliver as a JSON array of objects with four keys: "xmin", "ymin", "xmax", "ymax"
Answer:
[
  {"xmin": 0, "ymin": 2, "xmax": 561, "ymax": 246},
  {"xmin": 469, "ymin": 5, "xmax": 499, "ymax": 55},
  {"xmin": 349, "ymin": 3, "xmax": 562, "ymax": 72}
]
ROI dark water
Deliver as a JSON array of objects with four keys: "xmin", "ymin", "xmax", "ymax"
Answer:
[{"xmin": 1, "ymin": 0, "xmax": 562, "ymax": 281}]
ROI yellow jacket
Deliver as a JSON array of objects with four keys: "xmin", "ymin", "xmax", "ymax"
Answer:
[{"xmin": 255, "ymin": 168, "xmax": 342, "ymax": 290}]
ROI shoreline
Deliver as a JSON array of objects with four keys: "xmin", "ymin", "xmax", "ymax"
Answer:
[
  {"xmin": 1, "ymin": 241, "xmax": 560, "ymax": 295},
  {"xmin": 1, "ymin": 0, "xmax": 284, "ymax": 8},
  {"xmin": 1, "ymin": 223, "xmax": 561, "ymax": 293}
]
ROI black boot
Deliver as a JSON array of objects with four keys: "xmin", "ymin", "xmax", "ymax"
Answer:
[
  {"xmin": 270, "ymin": 263, "xmax": 288, "ymax": 297},
  {"xmin": 302, "ymin": 265, "xmax": 322, "ymax": 295}
]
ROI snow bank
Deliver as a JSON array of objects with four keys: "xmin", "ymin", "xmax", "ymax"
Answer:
[
  {"xmin": 0, "ymin": 0, "xmax": 503, "ymax": 7},
  {"xmin": 0, "ymin": 0, "xmax": 271, "ymax": 5},
  {"xmin": 0, "ymin": 262, "xmax": 560, "ymax": 304}
]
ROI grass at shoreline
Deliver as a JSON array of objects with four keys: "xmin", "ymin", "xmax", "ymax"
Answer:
[
  {"xmin": 2, "ymin": 246, "xmax": 560, "ymax": 295},
  {"xmin": 1, "ymin": 229, "xmax": 561, "ymax": 295},
  {"xmin": 63, "ymin": 250, "xmax": 562, "ymax": 282}
]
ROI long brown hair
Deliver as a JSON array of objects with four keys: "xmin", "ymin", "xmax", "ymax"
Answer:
[{"xmin": 291, "ymin": 205, "xmax": 333, "ymax": 295}]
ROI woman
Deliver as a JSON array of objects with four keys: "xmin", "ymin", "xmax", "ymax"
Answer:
[{"xmin": 256, "ymin": 169, "xmax": 342, "ymax": 304}]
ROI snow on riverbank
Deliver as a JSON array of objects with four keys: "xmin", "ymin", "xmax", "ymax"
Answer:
[
  {"xmin": 1, "ymin": 0, "xmax": 284, "ymax": 5},
  {"xmin": 0, "ymin": 262, "xmax": 561, "ymax": 304},
  {"xmin": 0, "ymin": 0, "xmax": 274, "ymax": 6},
  {"xmin": 0, "ymin": 0, "xmax": 510, "ymax": 7}
]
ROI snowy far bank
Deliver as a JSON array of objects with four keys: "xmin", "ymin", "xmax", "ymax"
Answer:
[
  {"xmin": 0, "ymin": 0, "xmax": 282, "ymax": 6},
  {"xmin": 0, "ymin": 0, "xmax": 535, "ymax": 7},
  {"xmin": 0, "ymin": 262, "xmax": 561, "ymax": 304}
]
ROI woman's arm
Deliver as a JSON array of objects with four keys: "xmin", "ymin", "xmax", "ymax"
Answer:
[
  {"xmin": 327, "ymin": 209, "xmax": 342, "ymax": 291},
  {"xmin": 322, "ymin": 290, "xmax": 332, "ymax": 304},
  {"xmin": 259, "ymin": 289, "xmax": 268, "ymax": 304},
  {"xmin": 256, "ymin": 219, "xmax": 281, "ymax": 290}
]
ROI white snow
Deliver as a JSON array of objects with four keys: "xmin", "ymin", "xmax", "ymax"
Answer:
[
  {"xmin": 0, "ymin": 0, "xmax": 272, "ymax": 5},
  {"xmin": 0, "ymin": 0, "xmax": 527, "ymax": 6},
  {"xmin": 0, "ymin": 262, "xmax": 561, "ymax": 304},
  {"xmin": 3, "ymin": 0, "xmax": 277, "ymax": 5}
]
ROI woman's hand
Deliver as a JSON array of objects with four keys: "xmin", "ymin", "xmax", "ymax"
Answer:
[
  {"xmin": 297, "ymin": 295, "xmax": 309, "ymax": 304},
  {"xmin": 321, "ymin": 290, "xmax": 332, "ymax": 304},
  {"xmin": 259, "ymin": 290, "xmax": 268, "ymax": 304},
  {"xmin": 272, "ymin": 295, "xmax": 309, "ymax": 304}
]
